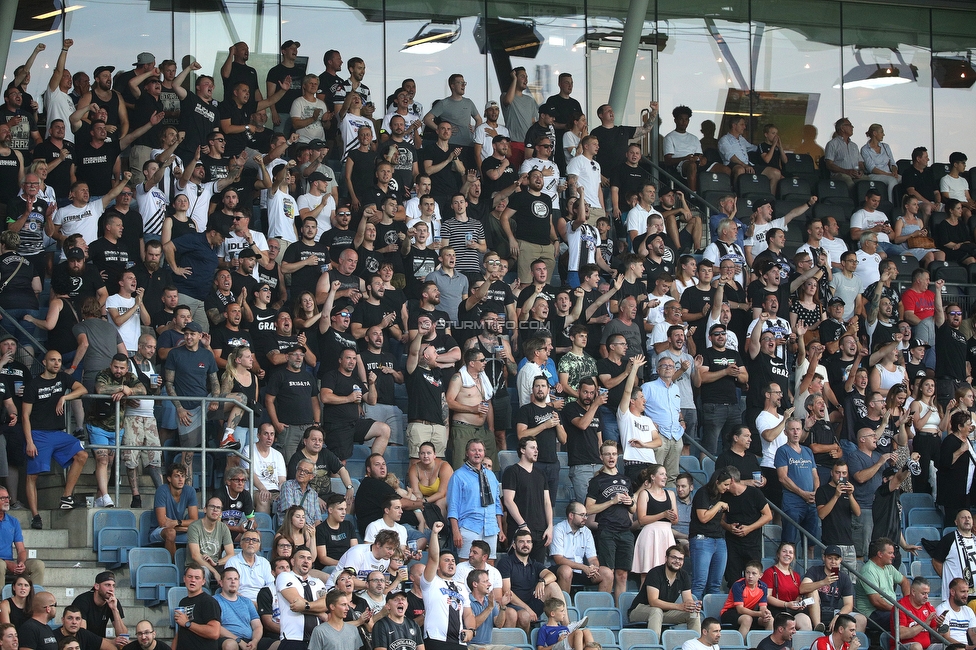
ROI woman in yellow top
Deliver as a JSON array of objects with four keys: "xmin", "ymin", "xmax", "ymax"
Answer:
[{"xmin": 408, "ymin": 440, "xmax": 454, "ymax": 518}]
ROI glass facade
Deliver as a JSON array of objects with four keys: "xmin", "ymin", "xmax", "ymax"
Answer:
[{"xmin": 4, "ymin": 0, "xmax": 976, "ymax": 161}]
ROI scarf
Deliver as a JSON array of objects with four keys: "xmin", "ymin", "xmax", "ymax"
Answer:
[
  {"xmin": 459, "ymin": 365, "xmax": 494, "ymax": 401},
  {"xmin": 466, "ymin": 461, "xmax": 493, "ymax": 508}
]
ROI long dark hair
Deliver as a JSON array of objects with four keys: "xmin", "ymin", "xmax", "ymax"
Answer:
[{"xmin": 706, "ymin": 467, "xmax": 734, "ymax": 500}]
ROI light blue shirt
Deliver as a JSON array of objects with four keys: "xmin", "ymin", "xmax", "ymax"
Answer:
[
  {"xmin": 642, "ymin": 377, "xmax": 683, "ymax": 440},
  {"xmin": 447, "ymin": 463, "xmax": 503, "ymax": 535}
]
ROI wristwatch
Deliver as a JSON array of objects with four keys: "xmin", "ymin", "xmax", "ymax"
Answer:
[{"xmin": 184, "ymin": 621, "xmax": 191, "ymax": 629}]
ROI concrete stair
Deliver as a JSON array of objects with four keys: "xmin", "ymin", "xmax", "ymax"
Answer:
[{"xmin": 14, "ymin": 497, "xmax": 181, "ymax": 640}]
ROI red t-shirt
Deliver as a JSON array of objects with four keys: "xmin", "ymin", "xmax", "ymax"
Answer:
[
  {"xmin": 901, "ymin": 288, "xmax": 935, "ymax": 321},
  {"xmin": 761, "ymin": 566, "xmax": 803, "ymax": 603},
  {"xmin": 894, "ymin": 595, "xmax": 936, "ymax": 649},
  {"xmin": 813, "ymin": 636, "xmax": 850, "ymax": 650},
  {"xmin": 722, "ymin": 578, "xmax": 768, "ymax": 614}
]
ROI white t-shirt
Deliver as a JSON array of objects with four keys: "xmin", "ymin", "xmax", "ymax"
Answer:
[
  {"xmin": 406, "ymin": 216, "xmax": 441, "ymax": 246},
  {"xmin": 421, "ymin": 572, "xmax": 469, "ymax": 643},
  {"xmin": 340, "ymin": 114, "xmax": 375, "ymax": 162},
  {"xmin": 44, "ymin": 87, "xmax": 77, "ymax": 143},
  {"xmin": 176, "ymin": 180, "xmax": 220, "ymax": 232},
  {"xmin": 243, "ymin": 445, "xmax": 287, "ymax": 491},
  {"xmin": 455, "ymin": 562, "xmax": 502, "ymax": 593},
  {"xmin": 855, "ymin": 250, "xmax": 882, "ymax": 286},
  {"xmin": 565, "ymin": 220, "xmax": 600, "ymax": 272},
  {"xmin": 566, "ymin": 156, "xmax": 601, "ymax": 208},
  {"xmin": 405, "ymin": 196, "xmax": 441, "ymax": 223},
  {"xmin": 267, "ymin": 189, "xmax": 298, "ymax": 242},
  {"xmin": 850, "ymin": 209, "xmax": 891, "ymax": 243},
  {"xmin": 136, "ymin": 182, "xmax": 169, "ymax": 237},
  {"xmin": 222, "ymin": 230, "xmax": 269, "ymax": 280},
  {"xmin": 744, "ymin": 218, "xmax": 786, "ymax": 259},
  {"xmin": 627, "ymin": 204, "xmax": 653, "ymax": 237},
  {"xmin": 106, "ymin": 294, "xmax": 141, "ymax": 351},
  {"xmin": 127, "ymin": 356, "xmax": 157, "ymax": 418},
  {"xmin": 746, "ymin": 316, "xmax": 792, "ymax": 361},
  {"xmin": 940, "ymin": 175, "xmax": 970, "ymax": 202},
  {"xmin": 275, "ymin": 571, "xmax": 327, "ymax": 641},
  {"xmin": 289, "ymin": 96, "xmax": 327, "ymax": 143},
  {"xmin": 473, "ymin": 123, "xmax": 510, "ymax": 160},
  {"xmin": 937, "ymin": 533, "xmax": 976, "ymax": 600},
  {"xmin": 563, "ymin": 131, "xmax": 581, "ymax": 166},
  {"xmin": 705, "ymin": 314, "xmax": 739, "ymax": 350},
  {"xmin": 324, "ymin": 544, "xmax": 390, "ymax": 589},
  {"xmin": 149, "ymin": 148, "xmax": 183, "ymax": 199},
  {"xmin": 682, "ymin": 640, "xmax": 719, "ymax": 650},
  {"xmin": 296, "ymin": 193, "xmax": 336, "ymax": 241},
  {"xmin": 935, "ymin": 602, "xmax": 976, "ymax": 646},
  {"xmin": 54, "ymin": 199, "xmax": 104, "ymax": 247},
  {"xmin": 663, "ymin": 130, "xmax": 703, "ymax": 158},
  {"xmin": 756, "ymin": 410, "xmax": 785, "ymax": 468},
  {"xmin": 617, "ymin": 406, "xmax": 658, "ymax": 464},
  {"xmin": 821, "ymin": 237, "xmax": 850, "ymax": 266},
  {"xmin": 381, "ymin": 111, "xmax": 423, "ymax": 145},
  {"xmin": 363, "ymin": 519, "xmax": 408, "ymax": 545}
]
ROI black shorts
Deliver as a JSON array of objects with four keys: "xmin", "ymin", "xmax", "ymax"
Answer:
[
  {"xmin": 491, "ymin": 388, "xmax": 512, "ymax": 430},
  {"xmin": 721, "ymin": 608, "xmax": 765, "ymax": 629},
  {"xmin": 327, "ymin": 418, "xmax": 376, "ymax": 460},
  {"xmin": 3, "ymin": 426, "xmax": 25, "ymax": 465}
]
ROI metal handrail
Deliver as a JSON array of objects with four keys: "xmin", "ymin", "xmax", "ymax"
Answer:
[
  {"xmin": 637, "ymin": 156, "xmax": 726, "ymax": 251},
  {"xmin": 0, "ymin": 304, "xmax": 49, "ymax": 355},
  {"xmin": 79, "ymin": 393, "xmax": 255, "ymax": 506},
  {"xmin": 684, "ymin": 432, "xmax": 945, "ymax": 646}
]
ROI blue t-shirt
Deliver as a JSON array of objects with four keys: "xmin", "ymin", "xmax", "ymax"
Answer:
[
  {"xmin": 774, "ymin": 443, "xmax": 816, "ymax": 493},
  {"xmin": 172, "ymin": 232, "xmax": 221, "ymax": 300},
  {"xmin": 469, "ymin": 595, "xmax": 500, "ymax": 644},
  {"xmin": 167, "ymin": 345, "xmax": 217, "ymax": 400},
  {"xmin": 214, "ymin": 593, "xmax": 259, "ymax": 639},
  {"xmin": 0, "ymin": 513, "xmax": 24, "ymax": 561},
  {"xmin": 153, "ymin": 485, "xmax": 198, "ymax": 525},
  {"xmin": 841, "ymin": 440, "xmax": 883, "ymax": 508},
  {"xmin": 538, "ymin": 624, "xmax": 569, "ymax": 649}
]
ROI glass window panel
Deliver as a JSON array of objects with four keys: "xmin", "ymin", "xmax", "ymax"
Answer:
[{"xmin": 932, "ymin": 8, "xmax": 976, "ymax": 162}]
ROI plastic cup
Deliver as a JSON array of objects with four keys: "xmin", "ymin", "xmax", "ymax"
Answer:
[{"xmin": 752, "ymin": 471, "xmax": 763, "ymax": 483}]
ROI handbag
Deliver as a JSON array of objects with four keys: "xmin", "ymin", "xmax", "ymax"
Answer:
[{"xmin": 907, "ymin": 234, "xmax": 935, "ymax": 249}]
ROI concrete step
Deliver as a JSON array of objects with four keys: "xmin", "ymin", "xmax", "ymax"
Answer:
[
  {"xmin": 42, "ymin": 564, "xmax": 129, "ymax": 587},
  {"xmin": 21, "ymin": 528, "xmax": 70, "ymax": 548}
]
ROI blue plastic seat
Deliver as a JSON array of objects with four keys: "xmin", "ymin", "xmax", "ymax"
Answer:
[
  {"xmin": 662, "ymin": 629, "xmax": 698, "ymax": 650},
  {"xmin": 138, "ymin": 510, "xmax": 159, "ymax": 547},
  {"xmin": 130, "ymin": 546, "xmax": 179, "ymax": 606},
  {"xmin": 678, "ymin": 456, "xmax": 701, "ymax": 472},
  {"xmin": 589, "ymin": 629, "xmax": 617, "ymax": 646},
  {"xmin": 583, "ymin": 606, "xmax": 622, "ymax": 631},
  {"xmin": 96, "ymin": 527, "xmax": 140, "ymax": 568},
  {"xmin": 575, "ymin": 591, "xmax": 614, "ymax": 612},
  {"xmin": 491, "ymin": 629, "xmax": 528, "ymax": 645},
  {"xmin": 619, "ymin": 629, "xmax": 659, "ymax": 648}
]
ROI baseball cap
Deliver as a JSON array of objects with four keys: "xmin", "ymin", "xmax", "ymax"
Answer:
[
  {"xmin": 539, "ymin": 104, "xmax": 557, "ymax": 115},
  {"xmin": 484, "ymin": 100, "xmax": 500, "ymax": 111},
  {"xmin": 281, "ymin": 343, "xmax": 306, "ymax": 355},
  {"xmin": 911, "ymin": 338, "xmax": 931, "ymax": 349},
  {"xmin": 0, "ymin": 332, "xmax": 15, "ymax": 344},
  {"xmin": 133, "ymin": 52, "xmax": 155, "ymax": 66},
  {"xmin": 757, "ymin": 259, "xmax": 782, "ymax": 275},
  {"xmin": 331, "ymin": 305, "xmax": 353, "ymax": 317},
  {"xmin": 65, "ymin": 247, "xmax": 86, "ymax": 260},
  {"xmin": 206, "ymin": 221, "xmax": 231, "ymax": 239},
  {"xmin": 238, "ymin": 248, "xmax": 257, "ymax": 259},
  {"xmin": 307, "ymin": 171, "xmax": 330, "ymax": 184},
  {"xmin": 827, "ymin": 296, "xmax": 845, "ymax": 307},
  {"xmin": 307, "ymin": 139, "xmax": 329, "ymax": 149},
  {"xmin": 753, "ymin": 198, "xmax": 775, "ymax": 211},
  {"xmin": 339, "ymin": 567, "xmax": 358, "ymax": 576},
  {"xmin": 92, "ymin": 65, "xmax": 115, "ymax": 78},
  {"xmin": 280, "ymin": 40, "xmax": 301, "ymax": 50},
  {"xmin": 95, "ymin": 571, "xmax": 116, "ymax": 584},
  {"xmin": 492, "ymin": 134, "xmax": 511, "ymax": 145},
  {"xmin": 184, "ymin": 322, "xmax": 204, "ymax": 333},
  {"xmin": 823, "ymin": 545, "xmax": 843, "ymax": 557}
]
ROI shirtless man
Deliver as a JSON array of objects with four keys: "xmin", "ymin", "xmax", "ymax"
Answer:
[{"xmin": 447, "ymin": 348, "xmax": 497, "ymax": 471}]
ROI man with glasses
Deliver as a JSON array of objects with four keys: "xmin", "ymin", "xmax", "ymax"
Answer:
[
  {"xmin": 597, "ymin": 332, "xmax": 631, "ymax": 445},
  {"xmin": 702, "ymin": 218, "xmax": 747, "ymax": 289},
  {"xmin": 19, "ymin": 591, "xmax": 60, "ymax": 650},
  {"xmin": 699, "ymin": 323, "xmax": 748, "ymax": 457},
  {"xmin": 220, "ymin": 467, "xmax": 256, "ymax": 542},
  {"xmin": 551, "ymin": 501, "xmax": 612, "ymax": 594},
  {"xmin": 124, "ymin": 621, "xmax": 170, "ymax": 650},
  {"xmin": 447, "ymin": 347, "xmax": 496, "ymax": 470},
  {"xmin": 566, "ymin": 135, "xmax": 604, "ymax": 225},
  {"xmin": 277, "ymin": 459, "xmax": 324, "ymax": 525},
  {"xmin": 187, "ymin": 497, "xmax": 236, "ymax": 583},
  {"xmin": 0, "ymin": 486, "xmax": 44, "ymax": 584},
  {"xmin": 226, "ymin": 529, "xmax": 275, "ymax": 606},
  {"xmin": 936, "ymin": 300, "xmax": 968, "ymax": 403},
  {"xmin": 824, "ymin": 117, "xmax": 864, "ymax": 190},
  {"xmin": 628, "ymin": 545, "xmax": 700, "ymax": 636},
  {"xmin": 642, "ymin": 357, "xmax": 684, "ymax": 486}
]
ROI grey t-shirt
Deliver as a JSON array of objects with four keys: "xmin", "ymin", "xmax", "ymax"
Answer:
[
  {"xmin": 501, "ymin": 93, "xmax": 538, "ymax": 141},
  {"xmin": 431, "ymin": 97, "xmax": 480, "ymax": 146},
  {"xmin": 308, "ymin": 621, "xmax": 361, "ymax": 650},
  {"xmin": 72, "ymin": 319, "xmax": 123, "ymax": 382}
]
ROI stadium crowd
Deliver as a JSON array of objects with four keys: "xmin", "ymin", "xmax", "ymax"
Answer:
[{"xmin": 3, "ymin": 35, "xmax": 976, "ymax": 650}]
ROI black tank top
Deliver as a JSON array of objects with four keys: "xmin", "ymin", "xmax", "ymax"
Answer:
[
  {"xmin": 166, "ymin": 214, "xmax": 197, "ymax": 241},
  {"xmin": 0, "ymin": 148, "xmax": 21, "ymax": 203},
  {"xmin": 97, "ymin": 89, "xmax": 123, "ymax": 129},
  {"xmin": 4, "ymin": 597, "xmax": 27, "ymax": 628},
  {"xmin": 231, "ymin": 370, "xmax": 258, "ymax": 408},
  {"xmin": 48, "ymin": 296, "xmax": 81, "ymax": 354}
]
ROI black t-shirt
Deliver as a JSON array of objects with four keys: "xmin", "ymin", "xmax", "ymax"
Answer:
[
  {"xmin": 596, "ymin": 357, "xmax": 628, "ymax": 408},
  {"xmin": 419, "ymin": 145, "xmax": 461, "ymax": 199},
  {"xmin": 815, "ymin": 482, "xmax": 855, "ymax": 546},
  {"xmin": 689, "ymin": 487, "xmax": 725, "ymax": 538},
  {"xmin": 361, "ymin": 350, "xmax": 397, "ymax": 406},
  {"xmin": 265, "ymin": 367, "xmax": 316, "ymax": 425},
  {"xmin": 348, "ymin": 149, "xmax": 379, "ymax": 204},
  {"xmin": 88, "ymin": 237, "xmax": 132, "ymax": 293},
  {"xmin": 481, "ymin": 156, "xmax": 517, "ymax": 199},
  {"xmin": 405, "ymin": 248, "xmax": 438, "ymax": 298},
  {"xmin": 611, "ymin": 164, "xmax": 649, "ymax": 203},
  {"xmin": 563, "ymin": 399, "xmax": 602, "ymax": 466},
  {"xmin": 482, "ymin": 280, "xmax": 515, "ymax": 319},
  {"xmin": 24, "ymin": 371, "xmax": 76, "ymax": 431},
  {"xmin": 317, "ymin": 328, "xmax": 358, "ymax": 379},
  {"xmin": 721, "ymin": 485, "xmax": 766, "ymax": 546},
  {"xmin": 903, "ymin": 165, "xmax": 939, "ymax": 202},
  {"xmin": 872, "ymin": 481, "xmax": 902, "ymax": 546},
  {"xmin": 714, "ymin": 450, "xmax": 761, "ymax": 485},
  {"xmin": 502, "ymin": 463, "xmax": 549, "ymax": 532},
  {"xmin": 315, "ymin": 520, "xmax": 358, "ymax": 564},
  {"xmin": 105, "ymin": 207, "xmax": 145, "ymax": 264},
  {"xmin": 746, "ymin": 352, "xmax": 790, "ymax": 410},
  {"xmin": 699, "ymin": 348, "xmax": 743, "ymax": 404},
  {"xmin": 178, "ymin": 94, "xmax": 220, "ymax": 159},
  {"xmin": 757, "ymin": 636, "xmax": 791, "ymax": 650},
  {"xmin": 18, "ymin": 619, "xmax": 58, "ymax": 650},
  {"xmin": 221, "ymin": 61, "xmax": 260, "ymax": 104},
  {"xmin": 177, "ymin": 592, "xmax": 221, "ymax": 650},
  {"xmin": 266, "ymin": 63, "xmax": 305, "ymax": 117},
  {"xmin": 405, "ymin": 365, "xmax": 445, "ymax": 424},
  {"xmin": 497, "ymin": 551, "xmax": 548, "ymax": 600},
  {"xmin": 374, "ymin": 220, "xmax": 409, "ymax": 274},
  {"xmin": 281, "ymin": 240, "xmax": 329, "ymax": 298},
  {"xmin": 591, "ymin": 125, "xmax": 636, "ymax": 177},
  {"xmin": 321, "ymin": 228, "xmax": 355, "ymax": 263},
  {"xmin": 507, "ymin": 191, "xmax": 553, "ymax": 246},
  {"xmin": 936, "ymin": 323, "xmax": 968, "ymax": 381},
  {"xmin": 516, "ymin": 284, "xmax": 558, "ymax": 312},
  {"xmin": 629, "ymin": 565, "xmax": 692, "ymax": 613},
  {"xmin": 586, "ymin": 470, "xmax": 633, "ymax": 532},
  {"xmin": 320, "ymin": 369, "xmax": 365, "ymax": 425},
  {"xmin": 33, "ymin": 140, "xmax": 74, "ymax": 198},
  {"xmin": 70, "ymin": 589, "xmax": 126, "ymax": 637},
  {"xmin": 806, "ymin": 420, "xmax": 837, "ymax": 467},
  {"xmin": 680, "ymin": 285, "xmax": 713, "ymax": 350},
  {"xmin": 75, "ymin": 138, "xmax": 122, "ymax": 196},
  {"xmin": 286, "ymin": 448, "xmax": 342, "ymax": 498},
  {"xmin": 132, "ymin": 92, "xmax": 164, "ymax": 148},
  {"xmin": 516, "ymin": 403, "xmax": 560, "ymax": 464},
  {"xmin": 355, "ymin": 476, "xmax": 396, "ymax": 538},
  {"xmin": 747, "ymin": 280, "xmax": 791, "ymax": 319},
  {"xmin": 218, "ymin": 485, "xmax": 255, "ymax": 528}
]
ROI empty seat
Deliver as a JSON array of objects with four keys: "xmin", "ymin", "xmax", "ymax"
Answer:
[
  {"xmin": 167, "ymin": 586, "xmax": 189, "ymax": 628},
  {"xmin": 748, "ymin": 631, "xmax": 774, "ymax": 648},
  {"xmin": 905, "ymin": 526, "xmax": 942, "ymax": 559},
  {"xmin": 618, "ymin": 590, "xmax": 640, "ymax": 621},
  {"xmin": 783, "ymin": 153, "xmax": 818, "ymax": 187},
  {"xmin": 792, "ymin": 631, "xmax": 825, "ymax": 650},
  {"xmin": 583, "ymin": 606, "xmax": 623, "ymax": 631},
  {"xmin": 699, "ymin": 172, "xmax": 733, "ymax": 203},
  {"xmin": 889, "ymin": 254, "xmax": 920, "ymax": 282},
  {"xmin": 816, "ymin": 179, "xmax": 855, "ymax": 210},
  {"xmin": 499, "ymin": 451, "xmax": 519, "ymax": 473},
  {"xmin": 702, "ymin": 457, "xmax": 715, "ymax": 477},
  {"xmin": 491, "ymin": 629, "xmax": 528, "ymax": 645},
  {"xmin": 721, "ymin": 631, "xmax": 746, "ymax": 646},
  {"xmin": 931, "ymin": 163, "xmax": 952, "ymax": 187},
  {"xmin": 589, "ymin": 629, "xmax": 617, "ymax": 647},
  {"xmin": 901, "ymin": 493, "xmax": 936, "ymax": 512},
  {"xmin": 736, "ymin": 197, "xmax": 757, "ymax": 219},
  {"xmin": 253, "ymin": 512, "xmax": 274, "ymax": 533},
  {"xmin": 135, "ymin": 563, "xmax": 179, "ymax": 606},
  {"xmin": 96, "ymin": 527, "xmax": 140, "ymax": 569},
  {"xmin": 736, "ymin": 173, "xmax": 774, "ymax": 200},
  {"xmin": 662, "ymin": 629, "xmax": 699, "ymax": 650},
  {"xmin": 678, "ymin": 456, "xmax": 701, "ymax": 472},
  {"xmin": 575, "ymin": 591, "xmax": 614, "ymax": 612},
  {"xmin": 908, "ymin": 508, "xmax": 944, "ymax": 528},
  {"xmin": 703, "ymin": 593, "xmax": 726, "ymax": 621},
  {"xmin": 930, "ymin": 262, "xmax": 968, "ymax": 284},
  {"xmin": 778, "ymin": 177, "xmax": 812, "ymax": 202},
  {"xmin": 911, "ymin": 559, "xmax": 939, "ymax": 579},
  {"xmin": 138, "ymin": 510, "xmax": 159, "ymax": 547}
]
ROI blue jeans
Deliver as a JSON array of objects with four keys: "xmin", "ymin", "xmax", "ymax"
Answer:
[
  {"xmin": 598, "ymin": 405, "xmax": 619, "ymax": 443},
  {"xmin": 2, "ymin": 309, "xmax": 39, "ymax": 347},
  {"xmin": 566, "ymin": 271, "xmax": 581, "ymax": 288},
  {"xmin": 700, "ymin": 402, "xmax": 741, "ymax": 457},
  {"xmin": 781, "ymin": 493, "xmax": 821, "ymax": 545},
  {"xmin": 690, "ymin": 535, "xmax": 727, "ymax": 601}
]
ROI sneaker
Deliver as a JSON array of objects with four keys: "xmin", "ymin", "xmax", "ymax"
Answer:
[
  {"xmin": 103, "ymin": 495, "xmax": 115, "ymax": 508},
  {"xmin": 130, "ymin": 494, "xmax": 142, "ymax": 508},
  {"xmin": 60, "ymin": 495, "xmax": 76, "ymax": 509},
  {"xmin": 220, "ymin": 432, "xmax": 241, "ymax": 450},
  {"xmin": 93, "ymin": 495, "xmax": 104, "ymax": 508},
  {"xmin": 815, "ymin": 623, "xmax": 826, "ymax": 634},
  {"xmin": 30, "ymin": 514, "xmax": 42, "ymax": 530},
  {"xmin": 9, "ymin": 500, "xmax": 25, "ymax": 510}
]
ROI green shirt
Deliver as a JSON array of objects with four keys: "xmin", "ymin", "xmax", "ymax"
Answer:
[
  {"xmin": 557, "ymin": 351, "xmax": 598, "ymax": 403},
  {"xmin": 855, "ymin": 560, "xmax": 904, "ymax": 615}
]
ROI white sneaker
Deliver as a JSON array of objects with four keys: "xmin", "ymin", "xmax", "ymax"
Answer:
[
  {"xmin": 102, "ymin": 495, "xmax": 115, "ymax": 508},
  {"xmin": 93, "ymin": 495, "xmax": 105, "ymax": 508}
]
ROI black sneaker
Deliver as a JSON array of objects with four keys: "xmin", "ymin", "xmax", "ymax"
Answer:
[
  {"xmin": 60, "ymin": 495, "xmax": 76, "ymax": 509},
  {"xmin": 815, "ymin": 623, "xmax": 826, "ymax": 633},
  {"xmin": 131, "ymin": 494, "xmax": 142, "ymax": 508},
  {"xmin": 30, "ymin": 514, "xmax": 42, "ymax": 530}
]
